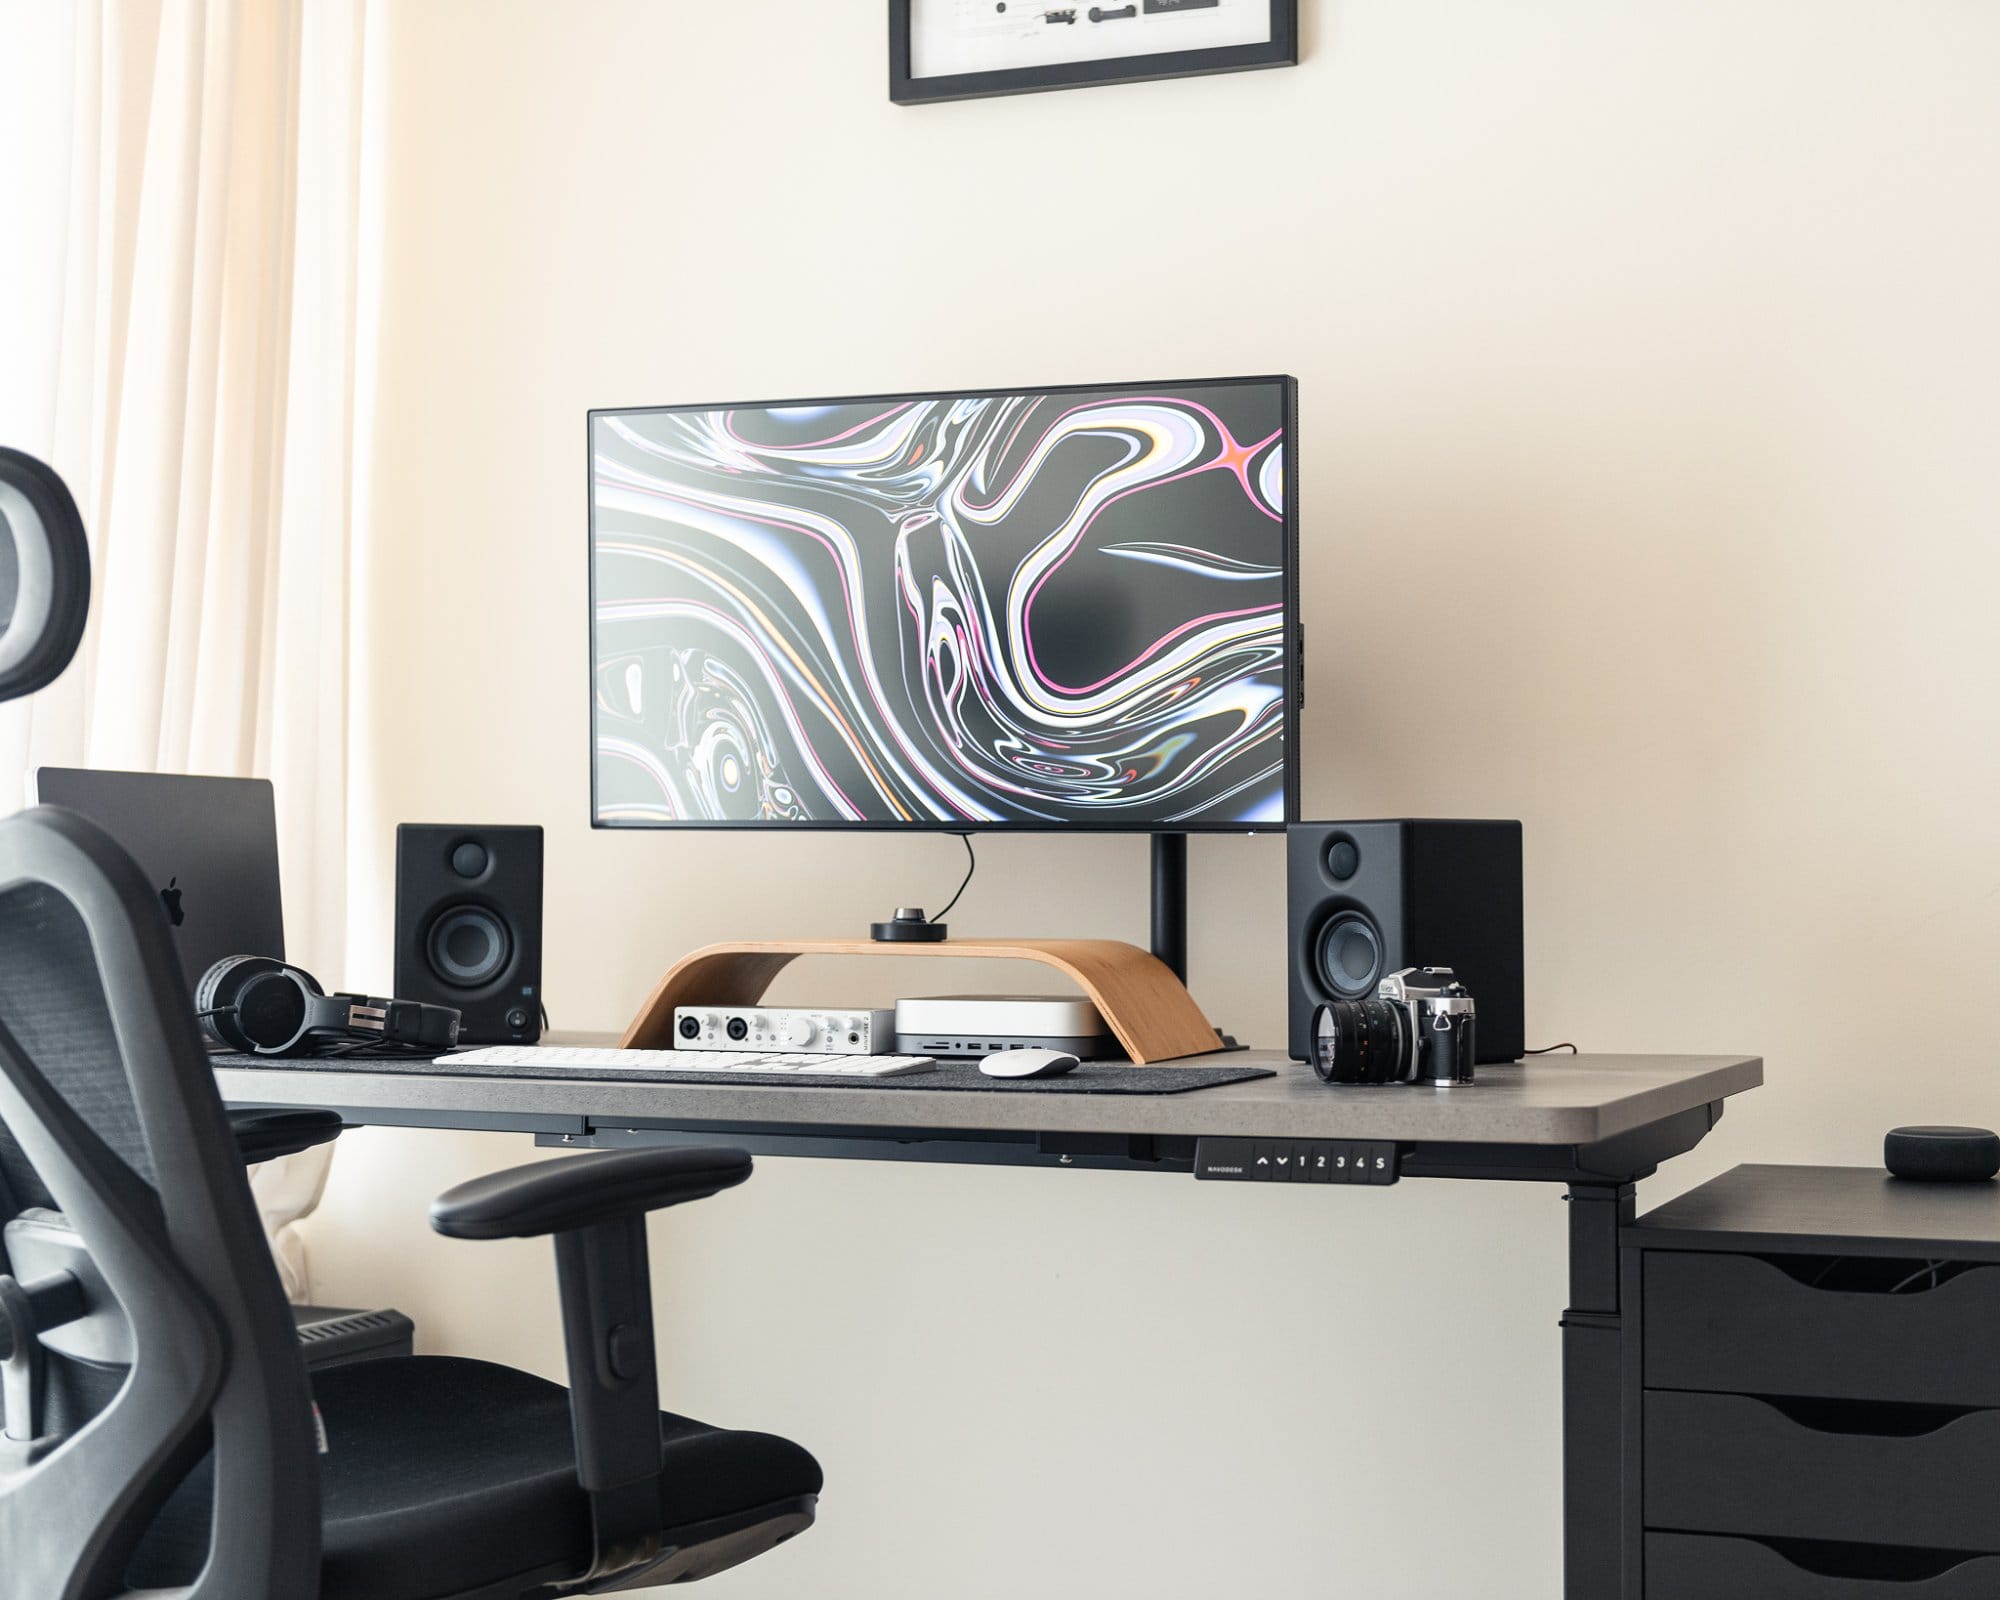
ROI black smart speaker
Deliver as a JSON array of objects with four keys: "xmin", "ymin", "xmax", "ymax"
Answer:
[
  {"xmin": 1885, "ymin": 1126, "xmax": 2000, "ymax": 1183},
  {"xmin": 1287, "ymin": 819, "xmax": 1524, "ymax": 1064},
  {"xmin": 395, "ymin": 824, "xmax": 543, "ymax": 1044}
]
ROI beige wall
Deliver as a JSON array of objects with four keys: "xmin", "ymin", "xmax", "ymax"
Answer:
[{"xmin": 303, "ymin": 3, "xmax": 2000, "ymax": 1594}]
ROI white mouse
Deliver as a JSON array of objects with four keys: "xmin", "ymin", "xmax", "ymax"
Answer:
[{"xmin": 979, "ymin": 1048, "xmax": 1080, "ymax": 1079}]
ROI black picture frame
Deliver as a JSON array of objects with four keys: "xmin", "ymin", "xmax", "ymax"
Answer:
[{"xmin": 888, "ymin": 0, "xmax": 1297, "ymax": 105}]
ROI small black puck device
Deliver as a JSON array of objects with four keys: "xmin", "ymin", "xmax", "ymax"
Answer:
[
  {"xmin": 1884, "ymin": 1125, "xmax": 2000, "ymax": 1183},
  {"xmin": 871, "ymin": 906, "xmax": 948, "ymax": 944}
]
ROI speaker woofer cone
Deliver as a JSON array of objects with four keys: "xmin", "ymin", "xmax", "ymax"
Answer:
[
  {"xmin": 1314, "ymin": 911, "xmax": 1384, "ymax": 1000},
  {"xmin": 426, "ymin": 905, "xmax": 511, "ymax": 989}
]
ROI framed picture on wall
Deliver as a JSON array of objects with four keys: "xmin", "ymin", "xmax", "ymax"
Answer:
[{"xmin": 890, "ymin": 0, "xmax": 1298, "ymax": 104}]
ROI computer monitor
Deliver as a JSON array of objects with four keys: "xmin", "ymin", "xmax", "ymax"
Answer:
[{"xmin": 589, "ymin": 374, "xmax": 1297, "ymax": 831}]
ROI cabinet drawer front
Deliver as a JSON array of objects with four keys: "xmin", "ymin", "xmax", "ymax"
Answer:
[
  {"xmin": 1646, "ymin": 1392, "xmax": 2000, "ymax": 1551},
  {"xmin": 1648, "ymin": 1533, "xmax": 2000, "ymax": 1599},
  {"xmin": 1646, "ymin": 1253, "xmax": 2000, "ymax": 1407}
]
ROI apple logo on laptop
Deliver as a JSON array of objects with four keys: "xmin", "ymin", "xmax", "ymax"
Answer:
[{"xmin": 160, "ymin": 876, "xmax": 186, "ymax": 927}]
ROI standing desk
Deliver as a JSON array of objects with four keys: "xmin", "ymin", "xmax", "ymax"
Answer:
[{"xmin": 218, "ymin": 1046, "xmax": 1761, "ymax": 1598}]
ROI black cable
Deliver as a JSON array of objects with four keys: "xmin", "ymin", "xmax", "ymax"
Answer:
[
  {"xmin": 1807, "ymin": 1256, "xmax": 1847, "ymax": 1288},
  {"xmin": 310, "ymin": 1035, "xmax": 438, "ymax": 1060},
  {"xmin": 931, "ymin": 831, "xmax": 976, "ymax": 923},
  {"xmin": 1523, "ymin": 1042, "xmax": 1579, "ymax": 1055},
  {"xmin": 199, "ymin": 1003, "xmax": 434, "ymax": 1060}
]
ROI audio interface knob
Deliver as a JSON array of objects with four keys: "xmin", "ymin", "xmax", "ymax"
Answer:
[{"xmin": 780, "ymin": 1017, "xmax": 816, "ymax": 1048}]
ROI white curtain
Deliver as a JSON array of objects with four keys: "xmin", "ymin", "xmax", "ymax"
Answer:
[{"xmin": 0, "ymin": 0, "xmax": 385, "ymax": 1297}]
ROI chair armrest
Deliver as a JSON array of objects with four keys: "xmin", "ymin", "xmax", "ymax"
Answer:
[
  {"xmin": 428, "ymin": 1146, "xmax": 752, "ymax": 1240},
  {"xmin": 428, "ymin": 1146, "xmax": 755, "ymax": 1586},
  {"xmin": 227, "ymin": 1107, "xmax": 346, "ymax": 1166}
]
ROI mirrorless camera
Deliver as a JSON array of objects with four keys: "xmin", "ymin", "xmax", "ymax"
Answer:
[{"xmin": 1309, "ymin": 967, "xmax": 1478, "ymax": 1088}]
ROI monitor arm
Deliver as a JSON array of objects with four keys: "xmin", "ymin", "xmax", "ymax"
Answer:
[{"xmin": 1151, "ymin": 831, "xmax": 1187, "ymax": 982}]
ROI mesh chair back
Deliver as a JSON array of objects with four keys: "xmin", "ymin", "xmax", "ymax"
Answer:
[{"xmin": 0, "ymin": 806, "xmax": 320, "ymax": 1599}]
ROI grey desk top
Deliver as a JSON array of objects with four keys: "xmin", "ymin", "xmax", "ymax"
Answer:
[{"xmin": 215, "ymin": 1048, "xmax": 1762, "ymax": 1149}]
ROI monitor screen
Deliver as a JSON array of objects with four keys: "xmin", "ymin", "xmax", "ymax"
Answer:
[{"xmin": 589, "ymin": 374, "xmax": 1297, "ymax": 830}]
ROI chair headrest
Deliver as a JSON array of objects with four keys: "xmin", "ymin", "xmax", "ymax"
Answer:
[{"xmin": 0, "ymin": 447, "xmax": 90, "ymax": 704}]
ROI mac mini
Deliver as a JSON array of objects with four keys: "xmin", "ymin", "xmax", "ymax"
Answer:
[{"xmin": 894, "ymin": 994, "xmax": 1114, "ymax": 1060}]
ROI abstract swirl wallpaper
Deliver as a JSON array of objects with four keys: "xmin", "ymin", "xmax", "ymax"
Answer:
[{"xmin": 590, "ymin": 377, "xmax": 1295, "ymax": 829}]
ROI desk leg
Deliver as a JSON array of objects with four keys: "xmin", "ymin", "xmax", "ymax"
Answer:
[{"xmin": 1561, "ymin": 1181, "xmax": 1634, "ymax": 1599}]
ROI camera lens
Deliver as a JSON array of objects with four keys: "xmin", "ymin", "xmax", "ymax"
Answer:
[{"xmin": 1311, "ymin": 998, "xmax": 1407, "ymax": 1084}]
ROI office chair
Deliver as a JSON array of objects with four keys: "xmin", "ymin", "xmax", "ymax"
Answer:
[{"xmin": 0, "ymin": 807, "xmax": 821, "ymax": 1598}]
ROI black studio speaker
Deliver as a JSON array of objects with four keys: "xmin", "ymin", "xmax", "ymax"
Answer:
[
  {"xmin": 395, "ymin": 824, "xmax": 543, "ymax": 1044},
  {"xmin": 1287, "ymin": 820, "xmax": 1524, "ymax": 1064}
]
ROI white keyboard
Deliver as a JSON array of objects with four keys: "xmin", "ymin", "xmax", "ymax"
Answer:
[{"xmin": 448, "ymin": 1045, "xmax": 938, "ymax": 1079}]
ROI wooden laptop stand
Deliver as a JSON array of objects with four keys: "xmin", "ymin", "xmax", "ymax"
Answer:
[{"xmin": 621, "ymin": 938, "xmax": 1223, "ymax": 1064}]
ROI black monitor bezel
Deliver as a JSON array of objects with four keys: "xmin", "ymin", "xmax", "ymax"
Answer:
[{"xmin": 587, "ymin": 372, "xmax": 1299, "ymax": 834}]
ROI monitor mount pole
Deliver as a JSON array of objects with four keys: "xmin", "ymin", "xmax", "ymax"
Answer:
[{"xmin": 1150, "ymin": 832, "xmax": 1188, "ymax": 984}]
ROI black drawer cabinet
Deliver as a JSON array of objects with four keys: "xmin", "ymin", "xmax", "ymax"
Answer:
[
  {"xmin": 1645, "ymin": 1252, "xmax": 2000, "ymax": 1408},
  {"xmin": 1646, "ymin": 1392, "xmax": 2000, "ymax": 1551},
  {"xmin": 1623, "ymin": 1165, "xmax": 2000, "ymax": 1598},
  {"xmin": 1647, "ymin": 1533, "xmax": 2000, "ymax": 1599}
]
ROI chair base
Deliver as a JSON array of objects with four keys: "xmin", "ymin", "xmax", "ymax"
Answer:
[
  {"xmin": 584, "ymin": 1504, "xmax": 820, "ymax": 1584},
  {"xmin": 444, "ymin": 1496, "xmax": 819, "ymax": 1599},
  {"xmin": 602, "ymin": 1497, "xmax": 817, "ymax": 1590}
]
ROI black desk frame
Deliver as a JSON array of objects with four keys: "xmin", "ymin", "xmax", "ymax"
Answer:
[
  {"xmin": 227, "ymin": 1058, "xmax": 1740, "ymax": 1599},
  {"xmin": 563, "ymin": 1098, "xmax": 1712, "ymax": 1596}
]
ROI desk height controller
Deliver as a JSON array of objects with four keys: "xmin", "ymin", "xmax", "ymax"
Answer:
[{"xmin": 1194, "ymin": 1137, "xmax": 1400, "ymax": 1186}]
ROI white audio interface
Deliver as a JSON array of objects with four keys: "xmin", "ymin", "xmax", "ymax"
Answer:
[{"xmin": 672, "ymin": 1006, "xmax": 897, "ymax": 1054}]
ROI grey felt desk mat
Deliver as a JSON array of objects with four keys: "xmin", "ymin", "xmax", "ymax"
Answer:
[{"xmin": 214, "ymin": 1052, "xmax": 1275, "ymax": 1096}]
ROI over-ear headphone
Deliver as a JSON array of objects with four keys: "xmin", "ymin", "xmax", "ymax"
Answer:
[{"xmin": 196, "ymin": 955, "xmax": 461, "ymax": 1057}]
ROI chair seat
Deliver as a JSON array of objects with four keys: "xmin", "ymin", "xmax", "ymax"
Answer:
[{"xmin": 129, "ymin": 1355, "xmax": 822, "ymax": 1599}]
